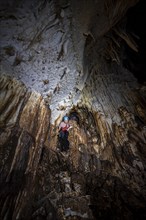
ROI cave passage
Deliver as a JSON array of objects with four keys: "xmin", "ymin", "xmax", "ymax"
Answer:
[
  {"xmin": 123, "ymin": 0, "xmax": 146, "ymax": 83},
  {"xmin": 0, "ymin": 0, "xmax": 146, "ymax": 220}
]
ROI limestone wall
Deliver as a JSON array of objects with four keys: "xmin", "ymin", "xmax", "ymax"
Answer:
[{"xmin": 0, "ymin": 75, "xmax": 50, "ymax": 220}]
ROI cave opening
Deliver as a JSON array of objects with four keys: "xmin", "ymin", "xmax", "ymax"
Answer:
[{"xmin": 123, "ymin": 0, "xmax": 146, "ymax": 84}]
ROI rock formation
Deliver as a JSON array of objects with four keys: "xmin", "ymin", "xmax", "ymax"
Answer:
[{"xmin": 0, "ymin": 0, "xmax": 146, "ymax": 219}]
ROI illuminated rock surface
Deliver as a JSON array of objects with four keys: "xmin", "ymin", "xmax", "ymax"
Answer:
[{"xmin": 0, "ymin": 0, "xmax": 146, "ymax": 219}]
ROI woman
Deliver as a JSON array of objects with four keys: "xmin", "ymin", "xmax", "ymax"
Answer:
[{"xmin": 58, "ymin": 116, "xmax": 72, "ymax": 151}]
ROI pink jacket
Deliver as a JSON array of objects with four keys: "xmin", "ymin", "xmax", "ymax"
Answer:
[{"xmin": 59, "ymin": 122, "xmax": 70, "ymax": 131}]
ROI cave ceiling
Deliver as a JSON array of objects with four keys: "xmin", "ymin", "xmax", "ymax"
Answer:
[{"xmin": 0, "ymin": 0, "xmax": 141, "ymax": 121}]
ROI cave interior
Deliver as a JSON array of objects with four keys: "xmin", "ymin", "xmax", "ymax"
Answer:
[{"xmin": 0, "ymin": 0, "xmax": 146, "ymax": 220}]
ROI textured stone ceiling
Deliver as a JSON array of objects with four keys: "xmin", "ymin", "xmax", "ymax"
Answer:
[{"xmin": 0, "ymin": 0, "xmax": 140, "ymax": 122}]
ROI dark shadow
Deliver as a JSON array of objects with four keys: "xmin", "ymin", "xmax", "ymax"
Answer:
[
  {"xmin": 0, "ymin": 169, "xmax": 32, "ymax": 220},
  {"xmin": 123, "ymin": 0, "xmax": 146, "ymax": 84},
  {"xmin": 69, "ymin": 111, "xmax": 80, "ymax": 124}
]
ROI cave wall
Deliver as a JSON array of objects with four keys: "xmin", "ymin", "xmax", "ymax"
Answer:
[
  {"xmin": 1, "ymin": 78, "xmax": 146, "ymax": 220},
  {"xmin": 0, "ymin": 75, "xmax": 50, "ymax": 220}
]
